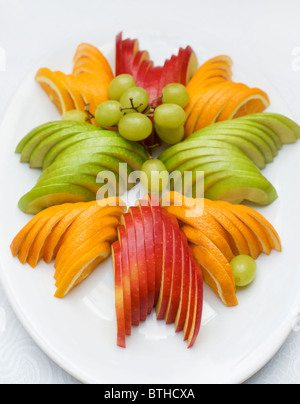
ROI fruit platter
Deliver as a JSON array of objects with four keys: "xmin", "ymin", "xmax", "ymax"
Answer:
[{"xmin": 0, "ymin": 28, "xmax": 300, "ymax": 384}]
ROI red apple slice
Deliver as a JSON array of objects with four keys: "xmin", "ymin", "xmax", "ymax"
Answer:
[
  {"xmin": 112, "ymin": 241, "xmax": 126, "ymax": 348},
  {"xmin": 115, "ymin": 32, "xmax": 123, "ymax": 76},
  {"xmin": 138, "ymin": 204, "xmax": 156, "ymax": 314},
  {"xmin": 121, "ymin": 214, "xmax": 140, "ymax": 326},
  {"xmin": 129, "ymin": 207, "xmax": 148, "ymax": 322},
  {"xmin": 120, "ymin": 38, "xmax": 139, "ymax": 75},
  {"xmin": 156, "ymin": 210, "xmax": 174, "ymax": 320},
  {"xmin": 187, "ymin": 260, "xmax": 203, "ymax": 348},
  {"xmin": 183, "ymin": 251, "xmax": 196, "ymax": 341},
  {"xmin": 178, "ymin": 46, "xmax": 198, "ymax": 85},
  {"xmin": 144, "ymin": 66, "xmax": 164, "ymax": 105},
  {"xmin": 131, "ymin": 50, "xmax": 150, "ymax": 79},
  {"xmin": 158, "ymin": 58, "xmax": 171, "ymax": 98},
  {"xmin": 165, "ymin": 218, "xmax": 183, "ymax": 325},
  {"xmin": 136, "ymin": 59, "xmax": 154, "ymax": 87},
  {"xmin": 118, "ymin": 226, "xmax": 132, "ymax": 336},
  {"xmin": 174, "ymin": 231, "xmax": 191, "ymax": 333}
]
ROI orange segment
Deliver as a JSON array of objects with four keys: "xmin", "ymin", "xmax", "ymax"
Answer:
[
  {"xmin": 55, "ymin": 72, "xmax": 87, "ymax": 111},
  {"xmin": 182, "ymin": 225, "xmax": 235, "ymax": 286},
  {"xmin": 73, "ymin": 43, "xmax": 114, "ymax": 78},
  {"xmin": 217, "ymin": 87, "xmax": 270, "ymax": 122},
  {"xmin": 54, "ymin": 241, "xmax": 112, "ymax": 298},
  {"xmin": 191, "ymin": 244, "xmax": 238, "ymax": 307},
  {"xmin": 35, "ymin": 68, "xmax": 75, "ymax": 115}
]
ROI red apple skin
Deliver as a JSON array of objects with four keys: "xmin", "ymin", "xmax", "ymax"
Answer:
[
  {"xmin": 115, "ymin": 32, "xmax": 123, "ymax": 76},
  {"xmin": 138, "ymin": 205, "xmax": 156, "ymax": 315},
  {"xmin": 131, "ymin": 50, "xmax": 150, "ymax": 79},
  {"xmin": 112, "ymin": 242, "xmax": 126, "ymax": 348},
  {"xmin": 129, "ymin": 207, "xmax": 149, "ymax": 322},
  {"xmin": 121, "ymin": 214, "xmax": 140, "ymax": 327},
  {"xmin": 118, "ymin": 226, "xmax": 132, "ymax": 336},
  {"xmin": 174, "ymin": 231, "xmax": 191, "ymax": 333},
  {"xmin": 136, "ymin": 60, "xmax": 154, "ymax": 88},
  {"xmin": 187, "ymin": 260, "xmax": 203, "ymax": 348},
  {"xmin": 183, "ymin": 252, "xmax": 196, "ymax": 341},
  {"xmin": 156, "ymin": 209, "xmax": 175, "ymax": 321},
  {"xmin": 120, "ymin": 38, "xmax": 139, "ymax": 75},
  {"xmin": 165, "ymin": 218, "xmax": 183, "ymax": 325},
  {"xmin": 179, "ymin": 46, "xmax": 195, "ymax": 85},
  {"xmin": 143, "ymin": 66, "xmax": 163, "ymax": 104}
]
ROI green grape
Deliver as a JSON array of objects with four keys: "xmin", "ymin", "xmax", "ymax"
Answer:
[
  {"xmin": 141, "ymin": 159, "xmax": 169, "ymax": 194},
  {"xmin": 120, "ymin": 87, "xmax": 149, "ymax": 113},
  {"xmin": 95, "ymin": 101, "xmax": 124, "ymax": 127},
  {"xmin": 162, "ymin": 83, "xmax": 190, "ymax": 108},
  {"xmin": 108, "ymin": 74, "xmax": 137, "ymax": 101},
  {"xmin": 230, "ymin": 255, "xmax": 257, "ymax": 287},
  {"xmin": 118, "ymin": 113, "xmax": 153, "ymax": 141},
  {"xmin": 62, "ymin": 110, "xmax": 88, "ymax": 123},
  {"xmin": 154, "ymin": 104, "xmax": 187, "ymax": 129},
  {"xmin": 155, "ymin": 123, "xmax": 185, "ymax": 145}
]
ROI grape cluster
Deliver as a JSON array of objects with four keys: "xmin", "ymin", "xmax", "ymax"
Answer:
[{"xmin": 95, "ymin": 74, "xmax": 189, "ymax": 145}]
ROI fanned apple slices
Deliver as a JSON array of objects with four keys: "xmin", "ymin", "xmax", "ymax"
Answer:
[
  {"xmin": 112, "ymin": 195, "xmax": 204, "ymax": 349},
  {"xmin": 15, "ymin": 121, "xmax": 148, "ymax": 214},
  {"xmin": 10, "ymin": 198, "xmax": 127, "ymax": 298},
  {"xmin": 159, "ymin": 112, "xmax": 300, "ymax": 206},
  {"xmin": 161, "ymin": 192, "xmax": 281, "ymax": 307}
]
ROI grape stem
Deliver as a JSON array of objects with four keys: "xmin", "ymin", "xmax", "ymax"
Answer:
[
  {"xmin": 85, "ymin": 104, "xmax": 95, "ymax": 123},
  {"xmin": 120, "ymin": 98, "xmax": 144, "ymax": 113}
]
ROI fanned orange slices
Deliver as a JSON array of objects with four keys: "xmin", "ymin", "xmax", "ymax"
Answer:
[{"xmin": 161, "ymin": 192, "xmax": 281, "ymax": 307}]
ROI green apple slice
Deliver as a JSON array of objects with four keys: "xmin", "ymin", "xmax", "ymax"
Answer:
[
  {"xmin": 42, "ymin": 134, "xmax": 148, "ymax": 170},
  {"xmin": 29, "ymin": 129, "xmax": 116, "ymax": 168},
  {"xmin": 15, "ymin": 121, "xmax": 78, "ymax": 154},
  {"xmin": 204, "ymin": 174, "xmax": 278, "ymax": 206},
  {"xmin": 189, "ymin": 131, "xmax": 272, "ymax": 166},
  {"xmin": 159, "ymin": 139, "xmax": 242, "ymax": 163},
  {"xmin": 197, "ymin": 122, "xmax": 279, "ymax": 157},
  {"xmin": 18, "ymin": 184, "xmax": 96, "ymax": 215},
  {"xmin": 163, "ymin": 147, "xmax": 252, "ymax": 172},
  {"xmin": 241, "ymin": 113, "xmax": 300, "ymax": 143},
  {"xmin": 38, "ymin": 165, "xmax": 125, "ymax": 195},
  {"xmin": 52, "ymin": 145, "xmax": 146, "ymax": 171},
  {"xmin": 20, "ymin": 123, "xmax": 100, "ymax": 163}
]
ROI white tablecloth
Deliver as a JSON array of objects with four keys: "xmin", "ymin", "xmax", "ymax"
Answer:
[{"xmin": 0, "ymin": 0, "xmax": 300, "ymax": 384}]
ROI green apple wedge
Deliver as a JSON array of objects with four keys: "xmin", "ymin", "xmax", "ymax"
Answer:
[
  {"xmin": 15, "ymin": 121, "xmax": 80, "ymax": 154},
  {"xmin": 159, "ymin": 139, "xmax": 245, "ymax": 163},
  {"xmin": 192, "ymin": 122, "xmax": 279, "ymax": 158},
  {"xmin": 18, "ymin": 184, "xmax": 96, "ymax": 215},
  {"xmin": 29, "ymin": 129, "xmax": 119, "ymax": 168},
  {"xmin": 240, "ymin": 113, "xmax": 300, "ymax": 143},
  {"xmin": 38, "ymin": 154, "xmax": 132, "ymax": 190},
  {"xmin": 215, "ymin": 119, "xmax": 283, "ymax": 151},
  {"xmin": 42, "ymin": 133, "xmax": 148, "ymax": 170},
  {"xmin": 52, "ymin": 145, "xmax": 147, "ymax": 172},
  {"xmin": 37, "ymin": 165, "xmax": 125, "ymax": 195},
  {"xmin": 19, "ymin": 122, "xmax": 100, "ymax": 163},
  {"xmin": 187, "ymin": 130, "xmax": 273, "ymax": 166},
  {"xmin": 171, "ymin": 159, "xmax": 261, "ymax": 192},
  {"xmin": 203, "ymin": 174, "xmax": 278, "ymax": 206},
  {"xmin": 162, "ymin": 146, "xmax": 256, "ymax": 173}
]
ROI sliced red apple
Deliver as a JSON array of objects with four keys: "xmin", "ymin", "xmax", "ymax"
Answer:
[
  {"xmin": 144, "ymin": 66, "xmax": 163, "ymax": 104},
  {"xmin": 138, "ymin": 204, "xmax": 156, "ymax": 315},
  {"xmin": 156, "ymin": 210, "xmax": 174, "ymax": 320},
  {"xmin": 121, "ymin": 214, "xmax": 140, "ymax": 326},
  {"xmin": 165, "ymin": 218, "xmax": 183, "ymax": 325},
  {"xmin": 174, "ymin": 231, "xmax": 191, "ymax": 333},
  {"xmin": 117, "ymin": 226, "xmax": 132, "ymax": 336},
  {"xmin": 112, "ymin": 241, "xmax": 126, "ymax": 348},
  {"xmin": 131, "ymin": 50, "xmax": 150, "ymax": 79},
  {"xmin": 119, "ymin": 38, "xmax": 140, "ymax": 75},
  {"xmin": 136, "ymin": 59, "xmax": 154, "ymax": 88},
  {"xmin": 179, "ymin": 46, "xmax": 198, "ymax": 85},
  {"xmin": 115, "ymin": 32, "xmax": 123, "ymax": 76},
  {"xmin": 187, "ymin": 260, "xmax": 203, "ymax": 348},
  {"xmin": 129, "ymin": 207, "xmax": 149, "ymax": 322},
  {"xmin": 183, "ymin": 251, "xmax": 196, "ymax": 341}
]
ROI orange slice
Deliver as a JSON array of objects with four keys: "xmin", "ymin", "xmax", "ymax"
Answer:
[
  {"xmin": 55, "ymin": 222, "xmax": 119, "ymax": 285},
  {"xmin": 194, "ymin": 83, "xmax": 249, "ymax": 131},
  {"xmin": 165, "ymin": 205, "xmax": 234, "ymax": 262},
  {"xmin": 55, "ymin": 72, "xmax": 87, "ymax": 111},
  {"xmin": 191, "ymin": 244, "xmax": 238, "ymax": 307},
  {"xmin": 73, "ymin": 43, "xmax": 114, "ymax": 78},
  {"xmin": 54, "ymin": 241, "xmax": 112, "ymax": 298},
  {"xmin": 182, "ymin": 225, "xmax": 235, "ymax": 286},
  {"xmin": 35, "ymin": 68, "xmax": 75, "ymax": 115},
  {"xmin": 217, "ymin": 87, "xmax": 270, "ymax": 122}
]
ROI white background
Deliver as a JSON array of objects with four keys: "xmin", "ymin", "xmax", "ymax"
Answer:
[{"xmin": 0, "ymin": 0, "xmax": 300, "ymax": 384}]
